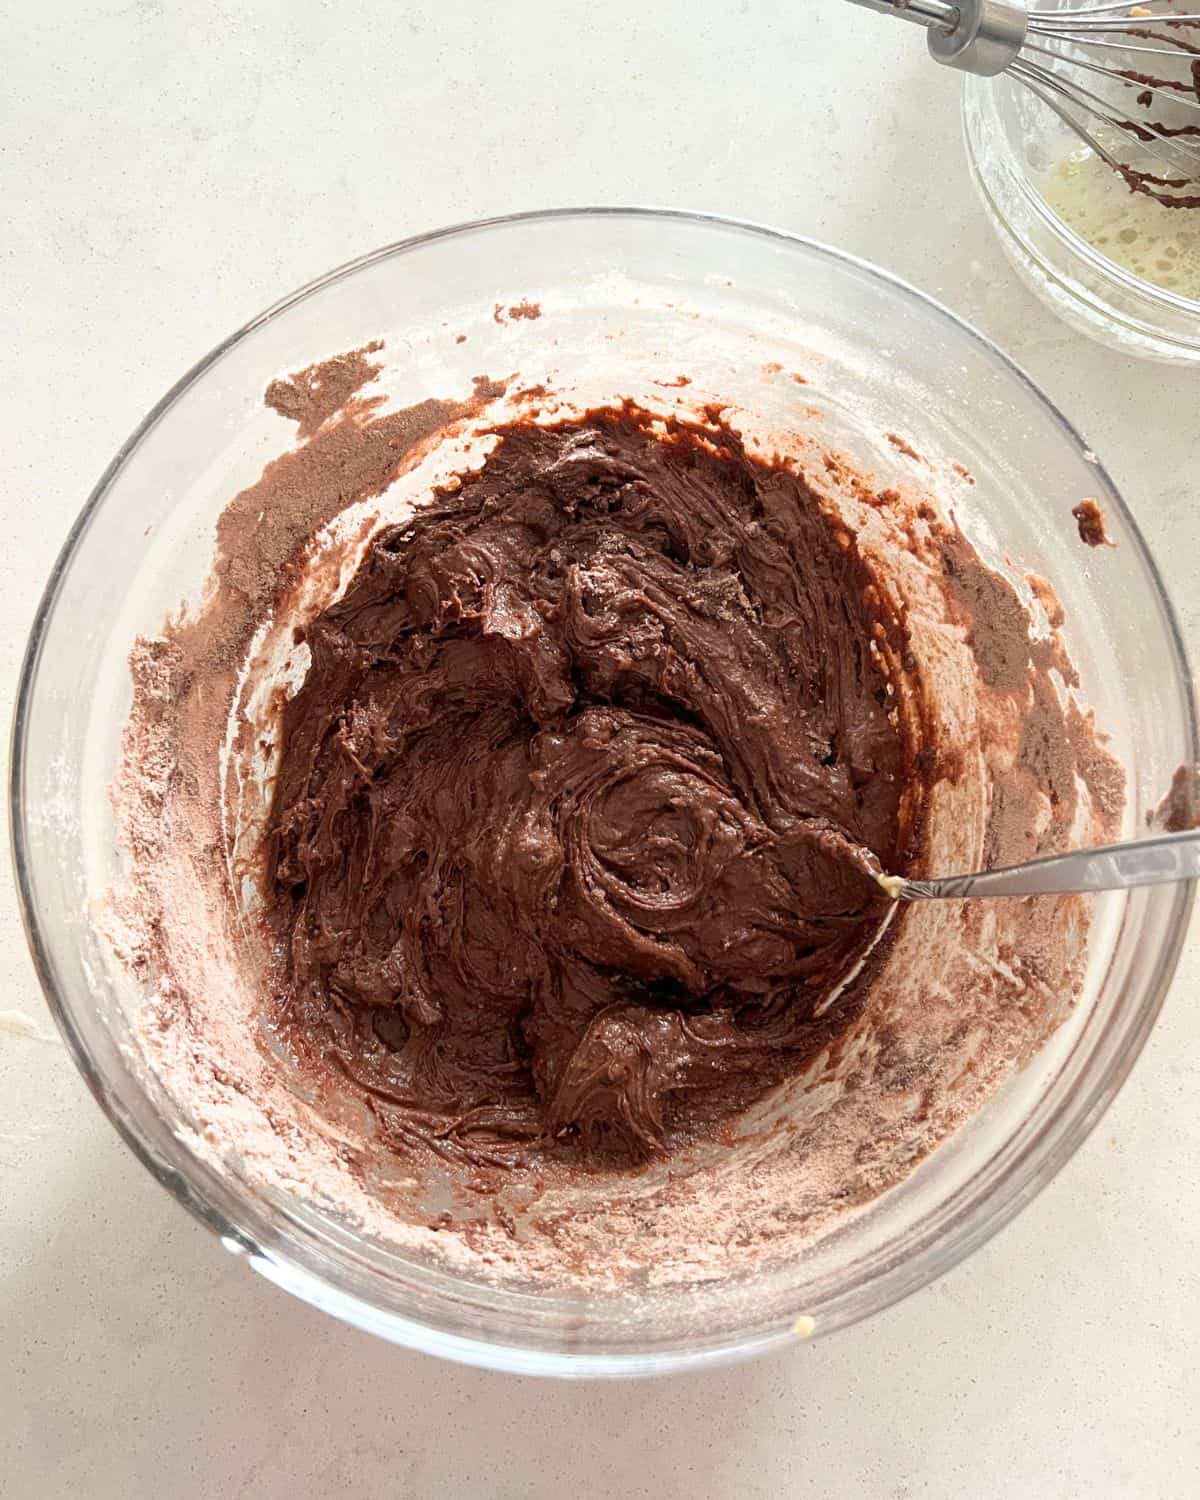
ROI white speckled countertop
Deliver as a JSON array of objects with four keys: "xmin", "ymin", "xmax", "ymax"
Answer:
[{"xmin": 4, "ymin": 3, "xmax": 1198, "ymax": 1495}]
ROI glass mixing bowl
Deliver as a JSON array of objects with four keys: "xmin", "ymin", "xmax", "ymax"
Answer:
[
  {"xmin": 11, "ymin": 208, "xmax": 1196, "ymax": 1376},
  {"xmin": 964, "ymin": 41, "xmax": 1200, "ymax": 363}
]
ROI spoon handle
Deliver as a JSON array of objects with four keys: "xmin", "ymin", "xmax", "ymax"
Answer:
[{"xmin": 892, "ymin": 828, "xmax": 1200, "ymax": 902}]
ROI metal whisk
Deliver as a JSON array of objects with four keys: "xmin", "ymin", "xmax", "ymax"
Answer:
[{"xmin": 845, "ymin": 1, "xmax": 1200, "ymax": 203}]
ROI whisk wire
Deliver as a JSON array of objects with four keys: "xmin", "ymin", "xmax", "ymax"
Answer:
[
  {"xmin": 1018, "ymin": 52, "xmax": 1200, "ymax": 176},
  {"xmin": 1031, "ymin": 2, "xmax": 1200, "ymax": 17},
  {"xmin": 1029, "ymin": 15, "xmax": 1200, "ymax": 30},
  {"xmin": 1025, "ymin": 39, "xmax": 1200, "ymax": 116},
  {"xmin": 1031, "ymin": 1, "xmax": 1151, "ymax": 13},
  {"xmin": 1012, "ymin": 62, "xmax": 1132, "ymax": 171},
  {"xmin": 1029, "ymin": 39, "xmax": 1200, "ymax": 57}
]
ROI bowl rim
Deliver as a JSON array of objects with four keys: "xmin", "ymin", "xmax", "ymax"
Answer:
[
  {"xmin": 963, "ymin": 72, "xmax": 1200, "ymax": 322},
  {"xmin": 10, "ymin": 205, "xmax": 1198, "ymax": 1376}
]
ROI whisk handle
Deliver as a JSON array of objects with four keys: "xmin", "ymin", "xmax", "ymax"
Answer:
[
  {"xmin": 841, "ymin": 0, "xmax": 960, "ymax": 27},
  {"xmin": 841, "ymin": 0, "xmax": 1028, "ymax": 77}
]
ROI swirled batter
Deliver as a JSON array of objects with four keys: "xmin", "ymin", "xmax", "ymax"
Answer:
[
  {"xmin": 111, "ymin": 343, "xmax": 1125, "ymax": 1291},
  {"xmin": 267, "ymin": 408, "xmax": 918, "ymax": 1163}
]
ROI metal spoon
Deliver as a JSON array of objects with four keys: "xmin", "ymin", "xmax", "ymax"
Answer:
[{"xmin": 877, "ymin": 828, "xmax": 1200, "ymax": 902}]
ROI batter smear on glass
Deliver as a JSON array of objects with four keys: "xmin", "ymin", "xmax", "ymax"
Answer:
[{"xmin": 267, "ymin": 408, "xmax": 919, "ymax": 1165}]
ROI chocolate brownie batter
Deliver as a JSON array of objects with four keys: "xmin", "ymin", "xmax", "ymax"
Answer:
[
  {"xmin": 1072, "ymin": 498, "xmax": 1115, "ymax": 549},
  {"xmin": 267, "ymin": 408, "xmax": 917, "ymax": 1164},
  {"xmin": 112, "ymin": 337, "xmax": 1128, "ymax": 1290},
  {"xmin": 1154, "ymin": 762, "xmax": 1200, "ymax": 831}
]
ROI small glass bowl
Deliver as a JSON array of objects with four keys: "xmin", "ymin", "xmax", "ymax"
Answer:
[
  {"xmin": 11, "ymin": 208, "xmax": 1197, "ymax": 1376},
  {"xmin": 964, "ymin": 69, "xmax": 1200, "ymax": 363}
]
